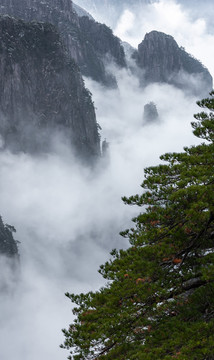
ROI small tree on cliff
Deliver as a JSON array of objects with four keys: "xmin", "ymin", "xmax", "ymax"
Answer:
[{"xmin": 61, "ymin": 92, "xmax": 214, "ymax": 360}]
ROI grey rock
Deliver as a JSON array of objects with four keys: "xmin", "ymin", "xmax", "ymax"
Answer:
[
  {"xmin": 102, "ymin": 138, "xmax": 109, "ymax": 157},
  {"xmin": 122, "ymin": 42, "xmax": 136, "ymax": 63},
  {"xmin": 77, "ymin": 15, "xmax": 126, "ymax": 85},
  {"xmin": 0, "ymin": 15, "xmax": 100, "ymax": 158},
  {"xmin": 143, "ymin": 102, "xmax": 159, "ymax": 125},
  {"xmin": 0, "ymin": 0, "xmax": 126, "ymax": 86},
  {"xmin": 134, "ymin": 31, "xmax": 213, "ymax": 96}
]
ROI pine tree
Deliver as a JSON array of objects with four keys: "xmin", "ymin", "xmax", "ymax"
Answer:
[{"xmin": 61, "ymin": 92, "xmax": 214, "ymax": 360}]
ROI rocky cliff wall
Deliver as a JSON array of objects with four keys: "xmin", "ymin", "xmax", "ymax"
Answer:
[
  {"xmin": 0, "ymin": 16, "xmax": 100, "ymax": 157},
  {"xmin": 134, "ymin": 31, "xmax": 213, "ymax": 96},
  {"xmin": 77, "ymin": 16, "xmax": 126, "ymax": 84},
  {"xmin": 0, "ymin": 0, "xmax": 126, "ymax": 86}
]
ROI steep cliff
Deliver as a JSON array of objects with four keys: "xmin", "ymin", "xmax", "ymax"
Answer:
[
  {"xmin": 77, "ymin": 16, "xmax": 126, "ymax": 84},
  {"xmin": 134, "ymin": 31, "xmax": 213, "ymax": 96},
  {"xmin": 0, "ymin": 0, "xmax": 126, "ymax": 86},
  {"xmin": 0, "ymin": 15, "xmax": 100, "ymax": 157}
]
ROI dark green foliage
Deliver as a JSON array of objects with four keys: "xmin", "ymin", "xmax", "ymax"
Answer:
[{"xmin": 62, "ymin": 92, "xmax": 214, "ymax": 359}]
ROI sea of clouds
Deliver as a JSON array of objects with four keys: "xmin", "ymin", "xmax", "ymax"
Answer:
[{"xmin": 0, "ymin": 1, "xmax": 213, "ymax": 359}]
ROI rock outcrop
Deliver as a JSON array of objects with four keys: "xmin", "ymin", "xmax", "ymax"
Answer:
[
  {"xmin": 143, "ymin": 102, "xmax": 159, "ymax": 125},
  {"xmin": 0, "ymin": 216, "xmax": 19, "ymax": 292},
  {"xmin": 0, "ymin": 15, "xmax": 100, "ymax": 158},
  {"xmin": 134, "ymin": 31, "xmax": 213, "ymax": 96},
  {"xmin": 102, "ymin": 139, "xmax": 109, "ymax": 157},
  {"xmin": 0, "ymin": 216, "xmax": 19, "ymax": 258},
  {"xmin": 0, "ymin": 0, "xmax": 126, "ymax": 86}
]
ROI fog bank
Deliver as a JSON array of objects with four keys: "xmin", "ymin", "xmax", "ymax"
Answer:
[{"xmin": 0, "ymin": 1, "xmax": 212, "ymax": 359}]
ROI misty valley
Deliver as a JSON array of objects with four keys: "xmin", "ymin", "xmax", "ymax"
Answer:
[{"xmin": 0, "ymin": 1, "xmax": 213, "ymax": 359}]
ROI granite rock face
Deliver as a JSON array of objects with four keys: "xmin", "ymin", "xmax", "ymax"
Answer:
[
  {"xmin": 0, "ymin": 0, "xmax": 126, "ymax": 86},
  {"xmin": 0, "ymin": 15, "xmax": 100, "ymax": 157},
  {"xmin": 134, "ymin": 31, "xmax": 213, "ymax": 96},
  {"xmin": 77, "ymin": 16, "xmax": 126, "ymax": 85}
]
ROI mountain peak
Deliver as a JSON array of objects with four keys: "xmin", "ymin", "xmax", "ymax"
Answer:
[{"xmin": 134, "ymin": 30, "xmax": 213, "ymax": 96}]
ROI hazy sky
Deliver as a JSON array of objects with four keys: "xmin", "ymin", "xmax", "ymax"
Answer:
[
  {"xmin": 113, "ymin": 0, "xmax": 214, "ymax": 77},
  {"xmin": 0, "ymin": 1, "xmax": 213, "ymax": 359}
]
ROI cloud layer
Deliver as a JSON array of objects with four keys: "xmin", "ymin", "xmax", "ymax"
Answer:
[
  {"xmin": 0, "ymin": 1, "xmax": 212, "ymax": 359},
  {"xmin": 0, "ymin": 69, "xmax": 201, "ymax": 359}
]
